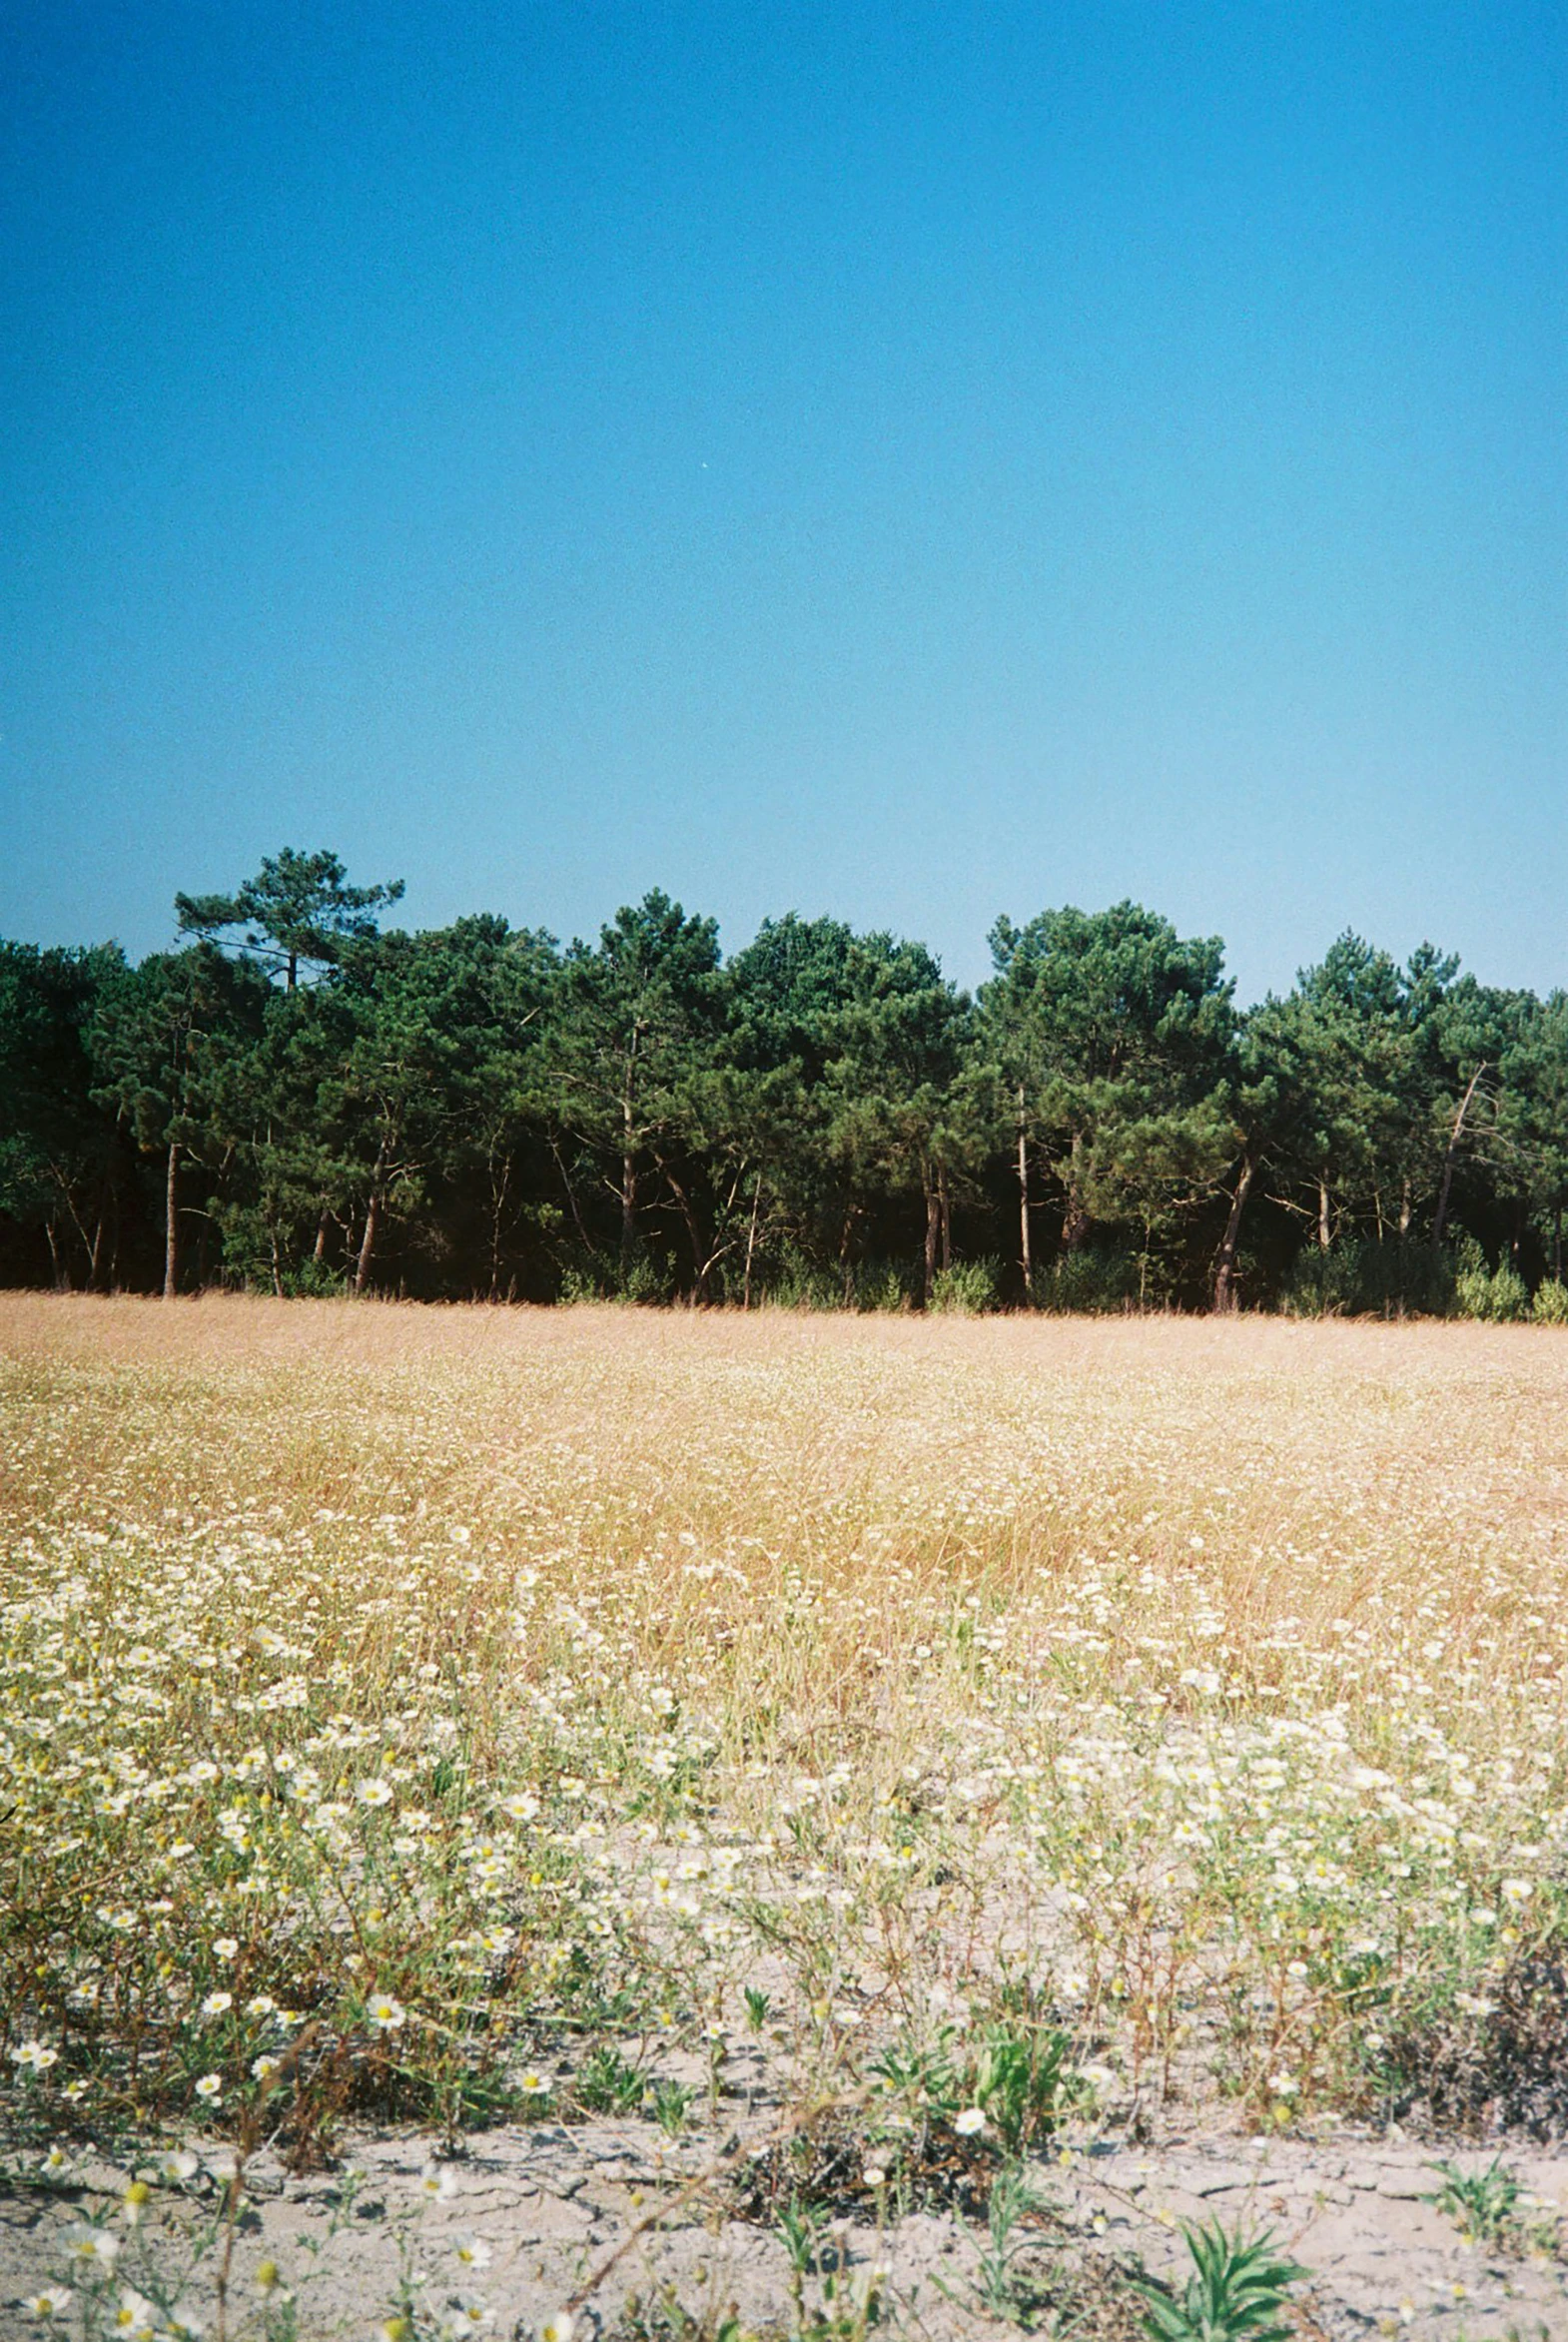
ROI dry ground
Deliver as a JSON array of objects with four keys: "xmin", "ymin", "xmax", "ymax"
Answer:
[{"xmin": 6, "ymin": 1296, "xmax": 1568, "ymax": 2338}]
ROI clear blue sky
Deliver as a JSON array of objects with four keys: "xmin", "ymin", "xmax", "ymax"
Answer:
[{"xmin": 2, "ymin": 2, "xmax": 1563, "ymax": 1002}]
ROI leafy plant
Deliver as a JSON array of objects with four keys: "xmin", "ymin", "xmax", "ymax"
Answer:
[
  {"xmin": 1425, "ymin": 2155, "xmax": 1522, "ymax": 2250},
  {"xmin": 967, "ymin": 2022, "xmax": 1080, "ymax": 2155},
  {"xmin": 648, "ymin": 2075, "xmax": 694, "ymax": 2136},
  {"xmin": 930, "ymin": 1259, "xmax": 1003, "ymax": 1315},
  {"xmin": 972, "ymin": 2161, "xmax": 1045, "ymax": 2322},
  {"xmin": 1456, "ymin": 1247, "xmax": 1530, "ymax": 1323},
  {"xmin": 1533, "ymin": 1277, "xmax": 1568, "ymax": 1324},
  {"xmin": 1133, "ymin": 2221, "xmax": 1306, "ymax": 2342},
  {"xmin": 777, "ymin": 2196, "xmax": 826, "ymax": 2277},
  {"xmin": 572, "ymin": 2044, "xmax": 647, "ymax": 2114}
]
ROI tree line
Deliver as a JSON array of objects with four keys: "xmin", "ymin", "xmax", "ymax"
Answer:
[{"xmin": 4, "ymin": 847, "xmax": 1567, "ymax": 1318}]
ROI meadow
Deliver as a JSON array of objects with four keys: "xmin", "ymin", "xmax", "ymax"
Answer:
[{"xmin": 6, "ymin": 1296, "xmax": 1568, "ymax": 2337}]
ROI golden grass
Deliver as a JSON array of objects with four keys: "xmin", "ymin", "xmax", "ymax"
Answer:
[{"xmin": 5, "ymin": 1293, "xmax": 1568, "ymax": 2164}]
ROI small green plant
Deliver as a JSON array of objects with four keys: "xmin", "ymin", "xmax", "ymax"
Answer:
[
  {"xmin": 972, "ymin": 2161, "xmax": 1044, "ymax": 2322},
  {"xmin": 1426, "ymin": 2155, "xmax": 1522, "ymax": 2250},
  {"xmin": 573, "ymin": 2043, "xmax": 647, "ymax": 2114},
  {"xmin": 649, "ymin": 2075, "xmax": 695, "ymax": 2136},
  {"xmin": 777, "ymin": 2195, "xmax": 826, "ymax": 2277},
  {"xmin": 617, "ymin": 2287, "xmax": 750, "ymax": 2342},
  {"xmin": 1134, "ymin": 2221, "xmax": 1306, "ymax": 2342},
  {"xmin": 744, "ymin": 1985, "xmax": 773, "ymax": 2032},
  {"xmin": 968, "ymin": 2022, "xmax": 1080, "ymax": 2155},
  {"xmin": 1533, "ymin": 1277, "xmax": 1568, "ymax": 1324},
  {"xmin": 774, "ymin": 2194, "xmax": 888, "ymax": 2342}
]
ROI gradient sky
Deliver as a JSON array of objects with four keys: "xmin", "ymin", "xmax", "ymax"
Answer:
[{"xmin": 2, "ymin": 2, "xmax": 1563, "ymax": 1003}]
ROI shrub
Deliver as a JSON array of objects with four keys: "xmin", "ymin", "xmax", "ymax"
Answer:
[
  {"xmin": 760, "ymin": 1249, "xmax": 840, "ymax": 1310},
  {"xmin": 854, "ymin": 1258, "xmax": 918, "ymax": 1312},
  {"xmin": 1533, "ymin": 1277, "xmax": 1568, "ymax": 1324},
  {"xmin": 1036, "ymin": 1246, "xmax": 1140, "ymax": 1314},
  {"xmin": 557, "ymin": 1264, "xmax": 606, "ymax": 1303},
  {"xmin": 930, "ymin": 1258, "xmax": 1003, "ymax": 1314},
  {"xmin": 1285, "ymin": 1238, "xmax": 1454, "ymax": 1319},
  {"xmin": 1454, "ymin": 1239, "xmax": 1530, "ymax": 1322}
]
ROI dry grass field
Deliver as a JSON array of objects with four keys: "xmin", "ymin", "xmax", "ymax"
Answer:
[{"xmin": 7, "ymin": 1295, "xmax": 1568, "ymax": 2337}]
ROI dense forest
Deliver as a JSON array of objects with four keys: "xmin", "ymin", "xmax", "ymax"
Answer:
[{"xmin": 5, "ymin": 847, "xmax": 1568, "ymax": 1318}]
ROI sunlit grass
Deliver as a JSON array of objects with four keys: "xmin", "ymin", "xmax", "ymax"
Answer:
[{"xmin": 5, "ymin": 1292, "xmax": 1568, "ymax": 2179}]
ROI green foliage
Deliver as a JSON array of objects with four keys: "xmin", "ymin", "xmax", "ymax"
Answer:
[
  {"xmin": 1134, "ymin": 2222, "xmax": 1306, "ymax": 2342},
  {"xmin": 1454, "ymin": 1238, "xmax": 1531, "ymax": 1322},
  {"xmin": 1533, "ymin": 1276, "xmax": 1568, "ymax": 1323},
  {"xmin": 648, "ymin": 2074, "xmax": 694, "ymax": 2135},
  {"xmin": 983, "ymin": 901, "xmax": 1236, "ymax": 1278},
  {"xmin": 762, "ymin": 1252, "xmax": 841, "ymax": 1310},
  {"xmin": 1425, "ymin": 2156, "xmax": 1522, "ymax": 2249},
  {"xmin": 966, "ymin": 2021, "xmax": 1080, "ymax": 2153},
  {"xmin": 10, "ymin": 850, "xmax": 1568, "ymax": 1311},
  {"xmin": 776, "ymin": 2195, "xmax": 825, "ymax": 2275},
  {"xmin": 743, "ymin": 1984, "xmax": 772, "ymax": 2031},
  {"xmin": 971, "ymin": 2161, "xmax": 1044, "ymax": 2322},
  {"xmin": 1284, "ymin": 1238, "xmax": 1454, "ymax": 1319},
  {"xmin": 571, "ymin": 2043, "xmax": 647, "ymax": 2114},
  {"xmin": 175, "ymin": 846, "xmax": 404, "ymax": 990},
  {"xmin": 1035, "ymin": 1246, "xmax": 1141, "ymax": 1314},
  {"xmin": 854, "ymin": 1258, "xmax": 918, "ymax": 1311},
  {"xmin": 0, "ymin": 941, "xmax": 129, "ymax": 1286},
  {"xmin": 929, "ymin": 1257, "xmax": 1003, "ymax": 1313}
]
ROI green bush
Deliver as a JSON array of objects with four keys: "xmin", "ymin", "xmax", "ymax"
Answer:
[
  {"xmin": 557, "ymin": 1250, "xmax": 673, "ymax": 1304},
  {"xmin": 753, "ymin": 1244, "xmax": 839, "ymax": 1310},
  {"xmin": 1284, "ymin": 1238, "xmax": 1454, "ymax": 1319},
  {"xmin": 556, "ymin": 1264, "xmax": 602, "ymax": 1303},
  {"xmin": 1454, "ymin": 1238, "xmax": 1530, "ymax": 1322},
  {"xmin": 855, "ymin": 1258, "xmax": 918, "ymax": 1312},
  {"xmin": 930, "ymin": 1258, "xmax": 1003, "ymax": 1314},
  {"xmin": 1036, "ymin": 1246, "xmax": 1140, "ymax": 1314},
  {"xmin": 619, "ymin": 1251, "xmax": 673, "ymax": 1305},
  {"xmin": 1533, "ymin": 1277, "xmax": 1568, "ymax": 1324}
]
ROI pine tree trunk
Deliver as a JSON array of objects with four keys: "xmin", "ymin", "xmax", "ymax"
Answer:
[
  {"xmin": 488, "ymin": 1150, "xmax": 510, "ymax": 1301},
  {"xmin": 922, "ymin": 1170, "xmax": 940, "ymax": 1307},
  {"xmin": 163, "ymin": 1141, "xmax": 180, "ymax": 1297},
  {"xmin": 1432, "ymin": 1064, "xmax": 1487, "ymax": 1250},
  {"xmin": 354, "ymin": 1188, "xmax": 381, "ymax": 1294},
  {"xmin": 938, "ymin": 1168, "xmax": 952, "ymax": 1273},
  {"xmin": 89, "ymin": 1146, "xmax": 115, "ymax": 1291},
  {"xmin": 1317, "ymin": 1177, "xmax": 1330, "ymax": 1252},
  {"xmin": 620, "ymin": 1152, "xmax": 637, "ymax": 1265},
  {"xmin": 1062, "ymin": 1134, "xmax": 1090, "ymax": 1251},
  {"xmin": 619, "ymin": 1046, "xmax": 639, "ymax": 1268},
  {"xmin": 1212, "ymin": 1154, "xmax": 1255, "ymax": 1313},
  {"xmin": 313, "ymin": 1211, "xmax": 330, "ymax": 1264},
  {"xmin": 1017, "ymin": 1088, "xmax": 1033, "ymax": 1300},
  {"xmin": 550, "ymin": 1140, "xmax": 594, "ymax": 1259},
  {"xmin": 743, "ymin": 1172, "xmax": 763, "ymax": 1311},
  {"xmin": 658, "ymin": 1156, "xmax": 707, "ymax": 1301}
]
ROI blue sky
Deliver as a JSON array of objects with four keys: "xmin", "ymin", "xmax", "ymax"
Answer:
[{"xmin": 2, "ymin": 2, "xmax": 1563, "ymax": 1002}]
